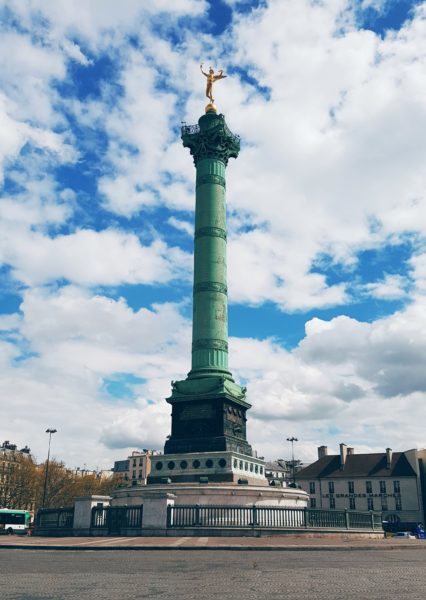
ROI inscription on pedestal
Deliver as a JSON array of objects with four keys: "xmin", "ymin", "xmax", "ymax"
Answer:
[{"xmin": 179, "ymin": 403, "xmax": 214, "ymax": 421}]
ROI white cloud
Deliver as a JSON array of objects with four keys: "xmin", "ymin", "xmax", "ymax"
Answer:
[
  {"xmin": 0, "ymin": 286, "xmax": 191, "ymax": 465},
  {"xmin": 0, "ymin": 227, "xmax": 191, "ymax": 286},
  {"xmin": 363, "ymin": 274, "xmax": 409, "ymax": 299},
  {"xmin": 167, "ymin": 216, "xmax": 194, "ymax": 236}
]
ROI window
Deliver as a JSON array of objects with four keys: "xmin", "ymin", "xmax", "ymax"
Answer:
[
  {"xmin": 381, "ymin": 498, "xmax": 388, "ymax": 511},
  {"xmin": 309, "ymin": 482, "xmax": 316, "ymax": 494},
  {"xmin": 366, "ymin": 481, "xmax": 372, "ymax": 494},
  {"xmin": 328, "ymin": 481, "xmax": 335, "ymax": 494},
  {"xmin": 395, "ymin": 498, "xmax": 402, "ymax": 511},
  {"xmin": 348, "ymin": 481, "xmax": 354, "ymax": 494},
  {"xmin": 379, "ymin": 481, "xmax": 386, "ymax": 494},
  {"xmin": 349, "ymin": 498, "xmax": 356, "ymax": 510},
  {"xmin": 138, "ymin": 470, "xmax": 142, "ymax": 479},
  {"xmin": 132, "ymin": 470, "xmax": 136, "ymax": 478},
  {"xmin": 394, "ymin": 480, "xmax": 400, "ymax": 493},
  {"xmin": 133, "ymin": 459, "xmax": 136, "ymax": 467},
  {"xmin": 367, "ymin": 498, "xmax": 374, "ymax": 511},
  {"xmin": 329, "ymin": 497, "xmax": 335, "ymax": 509},
  {"xmin": 310, "ymin": 498, "xmax": 316, "ymax": 508}
]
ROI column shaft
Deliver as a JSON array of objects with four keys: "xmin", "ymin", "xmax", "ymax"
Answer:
[{"xmin": 190, "ymin": 158, "xmax": 230, "ymax": 377}]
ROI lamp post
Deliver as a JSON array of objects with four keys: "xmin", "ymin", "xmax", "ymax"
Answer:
[
  {"xmin": 286, "ymin": 436, "xmax": 298, "ymax": 486},
  {"xmin": 42, "ymin": 428, "xmax": 57, "ymax": 508}
]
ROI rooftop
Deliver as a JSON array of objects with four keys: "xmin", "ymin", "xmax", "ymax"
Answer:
[{"xmin": 296, "ymin": 452, "xmax": 416, "ymax": 479}]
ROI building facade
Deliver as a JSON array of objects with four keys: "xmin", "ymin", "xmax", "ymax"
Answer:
[
  {"xmin": 265, "ymin": 459, "xmax": 306, "ymax": 486},
  {"xmin": 112, "ymin": 450, "xmax": 158, "ymax": 484},
  {"xmin": 296, "ymin": 444, "xmax": 426, "ymax": 524}
]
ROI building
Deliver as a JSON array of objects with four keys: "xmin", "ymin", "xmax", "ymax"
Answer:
[
  {"xmin": 265, "ymin": 459, "xmax": 306, "ymax": 486},
  {"xmin": 296, "ymin": 444, "xmax": 426, "ymax": 524},
  {"xmin": 71, "ymin": 468, "xmax": 114, "ymax": 480},
  {"xmin": 112, "ymin": 450, "xmax": 158, "ymax": 484}
]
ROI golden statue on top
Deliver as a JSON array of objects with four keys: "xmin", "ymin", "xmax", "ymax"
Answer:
[{"xmin": 200, "ymin": 63, "xmax": 227, "ymax": 112}]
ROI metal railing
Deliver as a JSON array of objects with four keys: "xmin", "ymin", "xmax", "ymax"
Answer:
[
  {"xmin": 167, "ymin": 505, "xmax": 382, "ymax": 530},
  {"xmin": 36, "ymin": 507, "xmax": 74, "ymax": 529},
  {"xmin": 90, "ymin": 505, "xmax": 143, "ymax": 530}
]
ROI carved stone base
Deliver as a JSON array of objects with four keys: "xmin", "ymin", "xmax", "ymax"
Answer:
[{"xmin": 165, "ymin": 376, "xmax": 253, "ymax": 456}]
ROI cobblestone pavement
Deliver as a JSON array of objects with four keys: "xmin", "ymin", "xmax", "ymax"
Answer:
[{"xmin": 1, "ymin": 548, "xmax": 426, "ymax": 600}]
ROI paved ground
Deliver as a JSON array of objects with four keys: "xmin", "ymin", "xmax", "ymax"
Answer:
[
  {"xmin": 1, "ymin": 547, "xmax": 426, "ymax": 599},
  {"xmin": 1, "ymin": 533, "xmax": 423, "ymax": 550}
]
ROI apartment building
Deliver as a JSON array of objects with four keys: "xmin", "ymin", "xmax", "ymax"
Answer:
[
  {"xmin": 296, "ymin": 444, "xmax": 426, "ymax": 524},
  {"xmin": 112, "ymin": 449, "xmax": 159, "ymax": 484}
]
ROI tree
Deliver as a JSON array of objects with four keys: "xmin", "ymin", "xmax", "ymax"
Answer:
[
  {"xmin": 39, "ymin": 461, "xmax": 121, "ymax": 510},
  {"xmin": 0, "ymin": 453, "xmax": 40, "ymax": 511}
]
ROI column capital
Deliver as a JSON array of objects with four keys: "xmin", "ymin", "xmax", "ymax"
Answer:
[{"xmin": 181, "ymin": 112, "xmax": 240, "ymax": 166}]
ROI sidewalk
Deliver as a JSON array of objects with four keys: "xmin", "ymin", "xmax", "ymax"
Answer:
[{"xmin": 1, "ymin": 535, "xmax": 425, "ymax": 551}]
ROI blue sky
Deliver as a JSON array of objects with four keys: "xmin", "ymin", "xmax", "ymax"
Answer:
[{"xmin": 0, "ymin": 0, "xmax": 425, "ymax": 468}]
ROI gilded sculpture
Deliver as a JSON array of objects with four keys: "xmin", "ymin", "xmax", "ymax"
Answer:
[{"xmin": 200, "ymin": 63, "xmax": 227, "ymax": 111}]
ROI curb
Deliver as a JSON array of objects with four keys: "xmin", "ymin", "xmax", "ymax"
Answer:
[{"xmin": 0, "ymin": 543, "xmax": 424, "ymax": 552}]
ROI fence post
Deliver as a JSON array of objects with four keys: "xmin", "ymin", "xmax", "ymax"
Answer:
[
  {"xmin": 195, "ymin": 504, "xmax": 200, "ymax": 526},
  {"xmin": 345, "ymin": 509, "xmax": 350, "ymax": 530},
  {"xmin": 252, "ymin": 504, "xmax": 258, "ymax": 528},
  {"xmin": 370, "ymin": 511, "xmax": 375, "ymax": 531},
  {"xmin": 166, "ymin": 505, "xmax": 172, "ymax": 528}
]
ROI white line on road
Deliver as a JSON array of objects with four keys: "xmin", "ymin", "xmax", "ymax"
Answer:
[
  {"xmin": 170, "ymin": 537, "xmax": 188, "ymax": 546},
  {"xmin": 72, "ymin": 538, "xmax": 131, "ymax": 546},
  {"xmin": 197, "ymin": 537, "xmax": 209, "ymax": 545}
]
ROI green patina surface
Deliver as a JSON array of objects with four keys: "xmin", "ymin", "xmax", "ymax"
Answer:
[
  {"xmin": 163, "ymin": 110, "xmax": 252, "ymax": 457},
  {"xmin": 181, "ymin": 111, "xmax": 240, "ymax": 383}
]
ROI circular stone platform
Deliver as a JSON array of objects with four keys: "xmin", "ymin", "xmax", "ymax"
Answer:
[{"xmin": 112, "ymin": 482, "xmax": 308, "ymax": 508}]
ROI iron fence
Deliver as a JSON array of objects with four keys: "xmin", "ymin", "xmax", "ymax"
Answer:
[
  {"xmin": 167, "ymin": 505, "xmax": 382, "ymax": 530},
  {"xmin": 36, "ymin": 507, "xmax": 74, "ymax": 529},
  {"xmin": 90, "ymin": 505, "xmax": 143, "ymax": 531}
]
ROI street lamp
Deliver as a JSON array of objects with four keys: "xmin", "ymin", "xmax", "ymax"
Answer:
[
  {"xmin": 286, "ymin": 436, "xmax": 298, "ymax": 486},
  {"xmin": 42, "ymin": 428, "xmax": 57, "ymax": 508}
]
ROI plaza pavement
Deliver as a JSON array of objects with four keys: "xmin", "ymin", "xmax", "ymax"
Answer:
[
  {"xmin": 1, "ymin": 546, "xmax": 426, "ymax": 600},
  {"xmin": 1, "ymin": 534, "xmax": 425, "ymax": 551}
]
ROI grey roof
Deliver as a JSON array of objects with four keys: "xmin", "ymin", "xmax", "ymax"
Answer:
[
  {"xmin": 296, "ymin": 452, "xmax": 417, "ymax": 479},
  {"xmin": 265, "ymin": 461, "xmax": 288, "ymax": 473}
]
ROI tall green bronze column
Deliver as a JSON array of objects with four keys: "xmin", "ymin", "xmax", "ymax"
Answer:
[
  {"xmin": 164, "ymin": 108, "xmax": 252, "ymax": 457},
  {"xmin": 187, "ymin": 112, "xmax": 238, "ymax": 380}
]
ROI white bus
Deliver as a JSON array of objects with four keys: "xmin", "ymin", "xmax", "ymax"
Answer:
[{"xmin": 0, "ymin": 509, "xmax": 31, "ymax": 535}]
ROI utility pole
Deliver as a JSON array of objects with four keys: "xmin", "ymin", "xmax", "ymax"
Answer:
[
  {"xmin": 286, "ymin": 436, "xmax": 298, "ymax": 486},
  {"xmin": 41, "ymin": 428, "xmax": 57, "ymax": 508}
]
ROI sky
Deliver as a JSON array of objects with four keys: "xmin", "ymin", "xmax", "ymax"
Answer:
[{"xmin": 1, "ymin": 0, "xmax": 426, "ymax": 470}]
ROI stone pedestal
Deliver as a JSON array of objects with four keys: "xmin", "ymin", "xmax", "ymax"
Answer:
[
  {"xmin": 73, "ymin": 495, "xmax": 110, "ymax": 535},
  {"xmin": 138, "ymin": 491, "xmax": 176, "ymax": 531}
]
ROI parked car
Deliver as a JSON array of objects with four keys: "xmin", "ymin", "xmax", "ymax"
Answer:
[{"xmin": 393, "ymin": 532, "xmax": 416, "ymax": 539}]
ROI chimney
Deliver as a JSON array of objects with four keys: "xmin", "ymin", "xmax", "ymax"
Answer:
[
  {"xmin": 386, "ymin": 448, "xmax": 392, "ymax": 469},
  {"xmin": 340, "ymin": 443, "xmax": 348, "ymax": 469},
  {"xmin": 318, "ymin": 446, "xmax": 328, "ymax": 459},
  {"xmin": 347, "ymin": 447, "xmax": 354, "ymax": 456}
]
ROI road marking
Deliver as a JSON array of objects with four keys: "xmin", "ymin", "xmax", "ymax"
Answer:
[
  {"xmin": 197, "ymin": 537, "xmax": 209, "ymax": 545},
  {"xmin": 98, "ymin": 537, "xmax": 142, "ymax": 545},
  {"xmin": 73, "ymin": 538, "xmax": 125, "ymax": 546},
  {"xmin": 170, "ymin": 537, "xmax": 188, "ymax": 546}
]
